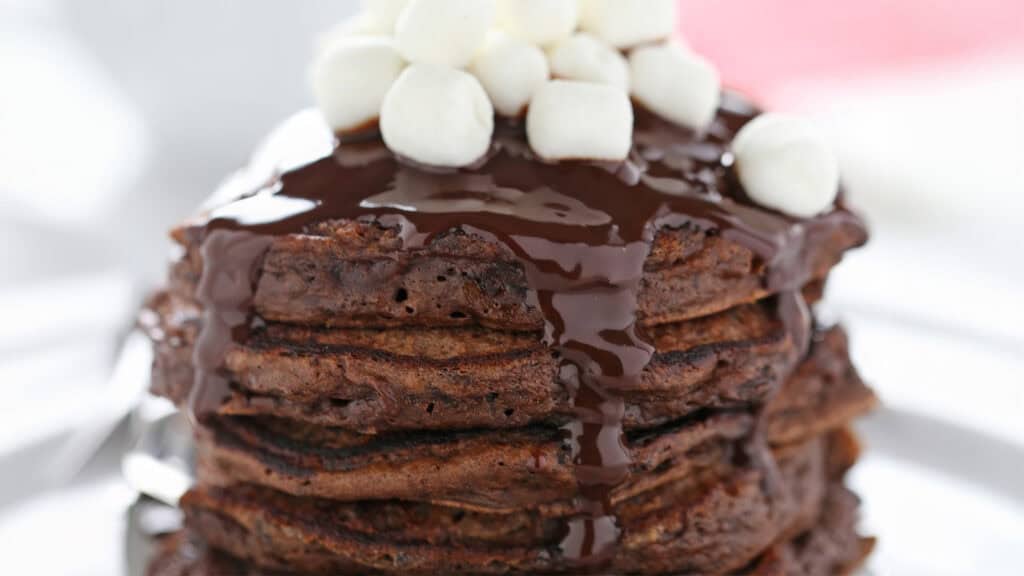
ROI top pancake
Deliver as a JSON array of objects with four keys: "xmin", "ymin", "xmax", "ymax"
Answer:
[
  {"xmin": 166, "ymin": 96, "xmax": 867, "ymax": 332},
  {"xmin": 168, "ymin": 211, "xmax": 865, "ymax": 331}
]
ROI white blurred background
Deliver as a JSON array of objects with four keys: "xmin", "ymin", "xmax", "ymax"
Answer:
[{"xmin": 0, "ymin": 1, "xmax": 1022, "ymax": 574}]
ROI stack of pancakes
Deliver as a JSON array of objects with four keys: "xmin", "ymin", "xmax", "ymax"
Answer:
[{"xmin": 144, "ymin": 97, "xmax": 875, "ymax": 575}]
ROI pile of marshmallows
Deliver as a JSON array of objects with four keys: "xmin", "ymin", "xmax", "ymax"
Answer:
[{"xmin": 313, "ymin": 0, "xmax": 839, "ymax": 218}]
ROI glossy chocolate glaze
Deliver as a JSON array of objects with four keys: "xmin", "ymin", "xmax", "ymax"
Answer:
[{"xmin": 183, "ymin": 92, "xmax": 858, "ymax": 571}]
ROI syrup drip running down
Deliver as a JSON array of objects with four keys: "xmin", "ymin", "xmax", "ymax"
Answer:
[{"xmin": 185, "ymin": 93, "xmax": 854, "ymax": 571}]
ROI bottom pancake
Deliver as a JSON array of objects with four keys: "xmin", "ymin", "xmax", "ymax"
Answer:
[
  {"xmin": 150, "ymin": 465, "xmax": 866, "ymax": 576},
  {"xmin": 175, "ymin": 430, "xmax": 856, "ymax": 576}
]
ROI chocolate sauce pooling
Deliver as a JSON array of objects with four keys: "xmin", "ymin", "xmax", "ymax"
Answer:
[{"xmin": 184, "ymin": 92, "xmax": 856, "ymax": 572}]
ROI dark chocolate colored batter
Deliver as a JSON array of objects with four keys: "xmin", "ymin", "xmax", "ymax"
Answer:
[{"xmin": 185, "ymin": 93, "xmax": 853, "ymax": 570}]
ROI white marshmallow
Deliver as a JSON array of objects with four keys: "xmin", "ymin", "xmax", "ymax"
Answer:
[
  {"xmin": 312, "ymin": 37, "xmax": 406, "ymax": 133},
  {"xmin": 731, "ymin": 114, "xmax": 841, "ymax": 218},
  {"xmin": 470, "ymin": 32, "xmax": 549, "ymax": 117},
  {"xmin": 548, "ymin": 33, "xmax": 630, "ymax": 89},
  {"xmin": 496, "ymin": 0, "xmax": 578, "ymax": 45},
  {"xmin": 394, "ymin": 0, "xmax": 496, "ymax": 68},
  {"xmin": 527, "ymin": 80, "xmax": 632, "ymax": 161},
  {"xmin": 579, "ymin": 0, "xmax": 677, "ymax": 48},
  {"xmin": 381, "ymin": 64, "xmax": 495, "ymax": 167},
  {"xmin": 629, "ymin": 42, "xmax": 720, "ymax": 130},
  {"xmin": 361, "ymin": 0, "xmax": 411, "ymax": 32}
]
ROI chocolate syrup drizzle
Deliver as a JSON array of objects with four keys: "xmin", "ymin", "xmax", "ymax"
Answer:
[{"xmin": 185, "ymin": 92, "xmax": 855, "ymax": 571}]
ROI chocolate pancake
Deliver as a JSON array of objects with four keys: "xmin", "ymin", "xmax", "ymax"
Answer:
[
  {"xmin": 148, "ymin": 482, "xmax": 869, "ymax": 576},
  {"xmin": 167, "ymin": 427, "xmax": 862, "ymax": 576},
  {"xmin": 183, "ymin": 435, "xmax": 823, "ymax": 575},
  {"xmin": 766, "ymin": 328, "xmax": 879, "ymax": 446},
  {"xmin": 143, "ymin": 69, "xmax": 876, "ymax": 573},
  {"xmin": 151, "ymin": 429, "xmax": 870, "ymax": 576},
  {"xmin": 166, "ymin": 95, "xmax": 866, "ymax": 338},
  {"xmin": 746, "ymin": 486, "xmax": 875, "ymax": 576},
  {"xmin": 196, "ymin": 411, "xmax": 748, "ymax": 514},
  {"xmin": 145, "ymin": 284, "xmax": 832, "ymax": 434},
  {"xmin": 190, "ymin": 333, "xmax": 873, "ymax": 513},
  {"xmin": 167, "ymin": 204, "xmax": 864, "ymax": 332}
]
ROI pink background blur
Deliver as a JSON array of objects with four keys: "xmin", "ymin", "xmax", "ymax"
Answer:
[{"xmin": 679, "ymin": 0, "xmax": 1024, "ymax": 97}]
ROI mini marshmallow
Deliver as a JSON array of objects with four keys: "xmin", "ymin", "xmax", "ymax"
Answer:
[
  {"xmin": 579, "ymin": 0, "xmax": 676, "ymax": 48},
  {"xmin": 395, "ymin": 0, "xmax": 496, "ymax": 68},
  {"xmin": 629, "ymin": 42, "xmax": 720, "ymax": 130},
  {"xmin": 470, "ymin": 32, "xmax": 549, "ymax": 117},
  {"xmin": 731, "ymin": 114, "xmax": 841, "ymax": 218},
  {"xmin": 548, "ymin": 34, "xmax": 630, "ymax": 90},
  {"xmin": 496, "ymin": 0, "xmax": 578, "ymax": 45},
  {"xmin": 312, "ymin": 37, "xmax": 405, "ymax": 133},
  {"xmin": 381, "ymin": 64, "xmax": 494, "ymax": 167},
  {"xmin": 527, "ymin": 80, "xmax": 632, "ymax": 161}
]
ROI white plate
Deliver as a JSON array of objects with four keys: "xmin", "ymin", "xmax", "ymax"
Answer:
[{"xmin": 853, "ymin": 409, "xmax": 1024, "ymax": 575}]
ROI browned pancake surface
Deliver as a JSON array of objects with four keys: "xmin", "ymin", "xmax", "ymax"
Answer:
[
  {"xmin": 154, "ymin": 428, "xmax": 868, "ymax": 576},
  {"xmin": 168, "ymin": 214, "xmax": 865, "ymax": 331},
  {"xmin": 145, "ymin": 287, "xmax": 864, "ymax": 435}
]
